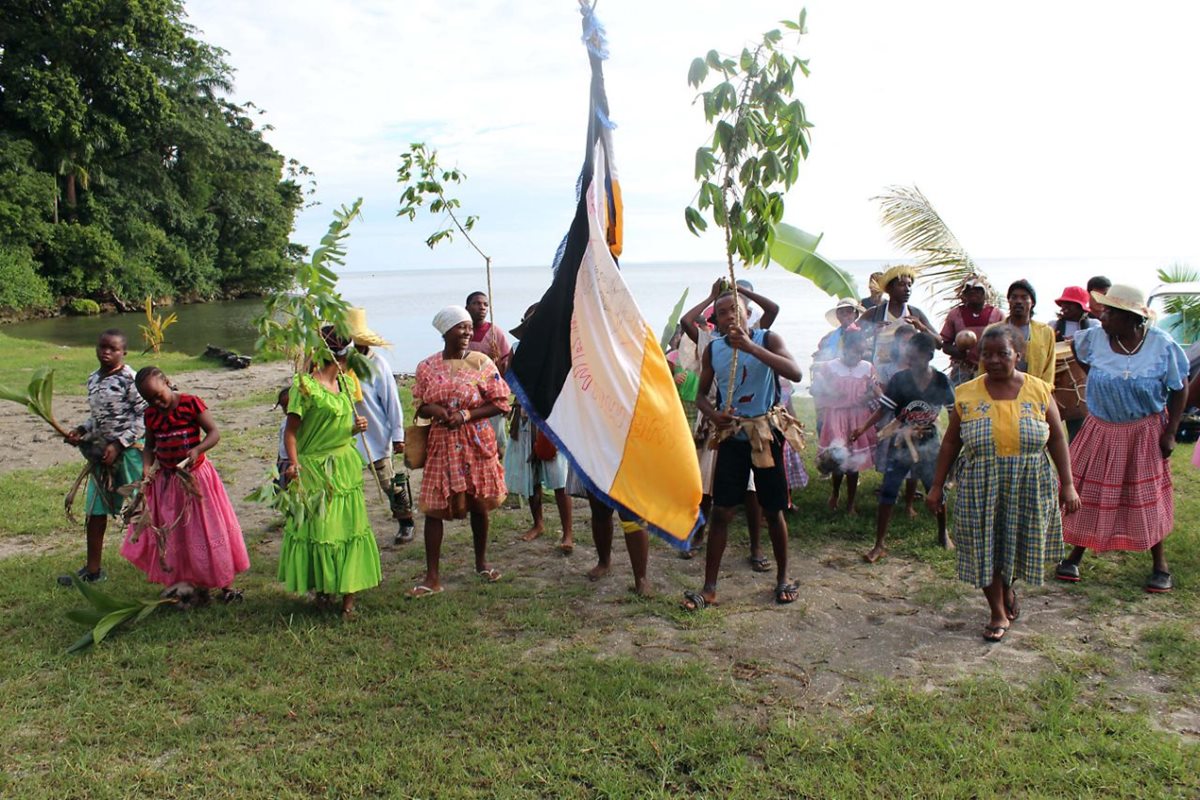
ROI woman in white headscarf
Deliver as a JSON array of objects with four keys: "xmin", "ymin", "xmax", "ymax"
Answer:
[{"xmin": 408, "ymin": 306, "xmax": 512, "ymax": 596}]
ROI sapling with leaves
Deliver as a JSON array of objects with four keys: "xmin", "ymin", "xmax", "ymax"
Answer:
[
  {"xmin": 0, "ymin": 367, "xmax": 72, "ymax": 439},
  {"xmin": 397, "ymin": 143, "xmax": 503, "ymax": 358},
  {"xmin": 251, "ymin": 199, "xmax": 384, "ymax": 511},
  {"xmin": 684, "ymin": 11, "xmax": 813, "ymax": 406}
]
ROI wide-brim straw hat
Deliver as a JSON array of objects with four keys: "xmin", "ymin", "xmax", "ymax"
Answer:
[
  {"xmin": 1090, "ymin": 284, "xmax": 1150, "ymax": 319},
  {"xmin": 347, "ymin": 307, "xmax": 389, "ymax": 347},
  {"xmin": 880, "ymin": 265, "xmax": 918, "ymax": 292},
  {"xmin": 825, "ymin": 298, "xmax": 865, "ymax": 327}
]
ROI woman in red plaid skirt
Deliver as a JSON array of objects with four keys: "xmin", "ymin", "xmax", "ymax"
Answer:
[
  {"xmin": 409, "ymin": 306, "xmax": 512, "ymax": 597},
  {"xmin": 1056, "ymin": 286, "xmax": 1188, "ymax": 593}
]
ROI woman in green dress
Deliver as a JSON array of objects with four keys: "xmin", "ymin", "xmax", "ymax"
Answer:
[{"xmin": 279, "ymin": 327, "xmax": 382, "ymax": 617}]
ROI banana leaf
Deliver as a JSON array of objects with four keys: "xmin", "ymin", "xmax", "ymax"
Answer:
[
  {"xmin": 659, "ymin": 288, "xmax": 690, "ymax": 352},
  {"xmin": 769, "ymin": 224, "xmax": 858, "ymax": 299}
]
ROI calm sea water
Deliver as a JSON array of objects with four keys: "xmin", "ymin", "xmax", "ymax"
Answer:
[{"xmin": 3, "ymin": 257, "xmax": 1168, "ymax": 374}]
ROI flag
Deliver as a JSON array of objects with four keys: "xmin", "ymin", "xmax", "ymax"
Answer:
[{"xmin": 506, "ymin": 6, "xmax": 703, "ymax": 549}]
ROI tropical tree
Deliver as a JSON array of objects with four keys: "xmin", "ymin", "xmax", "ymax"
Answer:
[{"xmin": 1155, "ymin": 263, "xmax": 1200, "ymax": 344}]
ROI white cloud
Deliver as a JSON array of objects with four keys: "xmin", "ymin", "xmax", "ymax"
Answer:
[{"xmin": 184, "ymin": 0, "xmax": 1200, "ymax": 269}]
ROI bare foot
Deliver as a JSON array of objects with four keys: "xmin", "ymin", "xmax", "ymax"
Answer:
[
  {"xmin": 938, "ymin": 535, "xmax": 955, "ymax": 551},
  {"xmin": 632, "ymin": 578, "xmax": 653, "ymax": 598},
  {"xmin": 558, "ymin": 537, "xmax": 574, "ymax": 555},
  {"xmin": 863, "ymin": 546, "xmax": 887, "ymax": 564},
  {"xmin": 846, "ymin": 504, "xmax": 858, "ymax": 517},
  {"xmin": 519, "ymin": 526, "xmax": 544, "ymax": 542},
  {"xmin": 827, "ymin": 495, "xmax": 839, "ymax": 511},
  {"xmin": 587, "ymin": 563, "xmax": 610, "ymax": 582},
  {"xmin": 906, "ymin": 505, "xmax": 919, "ymax": 519},
  {"xmin": 341, "ymin": 595, "xmax": 356, "ymax": 618}
]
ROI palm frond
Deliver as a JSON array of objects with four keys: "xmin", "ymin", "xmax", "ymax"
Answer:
[{"xmin": 872, "ymin": 185, "xmax": 996, "ymax": 305}]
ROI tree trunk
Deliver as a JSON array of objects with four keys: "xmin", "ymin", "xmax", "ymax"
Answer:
[{"xmin": 64, "ymin": 173, "xmax": 77, "ymax": 221}]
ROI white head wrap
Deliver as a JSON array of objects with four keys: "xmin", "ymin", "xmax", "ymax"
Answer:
[{"xmin": 433, "ymin": 305, "xmax": 472, "ymax": 336}]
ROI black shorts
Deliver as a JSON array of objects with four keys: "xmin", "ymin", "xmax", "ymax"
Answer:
[{"xmin": 712, "ymin": 434, "xmax": 790, "ymax": 513}]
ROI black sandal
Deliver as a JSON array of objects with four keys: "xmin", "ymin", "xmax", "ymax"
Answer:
[
  {"xmin": 681, "ymin": 590, "xmax": 710, "ymax": 611},
  {"xmin": 774, "ymin": 582, "xmax": 798, "ymax": 604},
  {"xmin": 749, "ymin": 555, "xmax": 771, "ymax": 572},
  {"xmin": 219, "ymin": 587, "xmax": 244, "ymax": 604}
]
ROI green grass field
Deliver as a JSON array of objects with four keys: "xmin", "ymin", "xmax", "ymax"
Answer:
[{"xmin": 0, "ymin": 339, "xmax": 1197, "ymax": 798}]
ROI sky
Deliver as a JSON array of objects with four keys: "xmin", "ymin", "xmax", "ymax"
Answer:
[{"xmin": 184, "ymin": 0, "xmax": 1200, "ymax": 272}]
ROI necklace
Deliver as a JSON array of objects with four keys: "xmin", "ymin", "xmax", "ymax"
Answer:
[{"xmin": 1111, "ymin": 328, "xmax": 1147, "ymax": 379}]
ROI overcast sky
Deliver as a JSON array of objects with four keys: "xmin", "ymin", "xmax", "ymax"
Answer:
[{"xmin": 184, "ymin": 0, "xmax": 1200, "ymax": 271}]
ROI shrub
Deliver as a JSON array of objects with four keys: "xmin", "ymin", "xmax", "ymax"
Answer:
[
  {"xmin": 66, "ymin": 298, "xmax": 101, "ymax": 316},
  {"xmin": 0, "ymin": 246, "xmax": 54, "ymax": 312}
]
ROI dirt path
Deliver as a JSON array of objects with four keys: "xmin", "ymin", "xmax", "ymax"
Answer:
[{"xmin": 2, "ymin": 363, "xmax": 1196, "ymax": 738}]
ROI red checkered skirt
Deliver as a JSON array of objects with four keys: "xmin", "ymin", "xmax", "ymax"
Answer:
[{"xmin": 1062, "ymin": 413, "xmax": 1173, "ymax": 552}]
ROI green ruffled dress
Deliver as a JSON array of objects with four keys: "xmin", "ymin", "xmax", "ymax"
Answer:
[{"xmin": 278, "ymin": 373, "xmax": 381, "ymax": 595}]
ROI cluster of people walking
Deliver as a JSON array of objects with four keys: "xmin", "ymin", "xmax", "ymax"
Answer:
[{"xmin": 57, "ymin": 273, "xmax": 1192, "ymax": 640}]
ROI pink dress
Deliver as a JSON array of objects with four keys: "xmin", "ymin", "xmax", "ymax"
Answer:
[
  {"xmin": 414, "ymin": 350, "xmax": 512, "ymax": 519},
  {"xmin": 121, "ymin": 394, "xmax": 250, "ymax": 588},
  {"xmin": 813, "ymin": 360, "xmax": 879, "ymax": 472}
]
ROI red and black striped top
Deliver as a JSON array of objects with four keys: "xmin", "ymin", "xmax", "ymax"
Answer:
[{"xmin": 145, "ymin": 394, "xmax": 208, "ymax": 468}]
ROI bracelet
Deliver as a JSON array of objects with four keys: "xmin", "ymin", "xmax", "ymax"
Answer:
[{"xmin": 460, "ymin": 409, "xmax": 470, "ymax": 423}]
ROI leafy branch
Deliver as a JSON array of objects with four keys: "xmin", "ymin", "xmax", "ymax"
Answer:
[
  {"xmin": 1156, "ymin": 263, "xmax": 1200, "ymax": 343},
  {"xmin": 254, "ymin": 199, "xmax": 369, "ymax": 378},
  {"xmin": 685, "ymin": 12, "xmax": 812, "ymax": 271},
  {"xmin": 685, "ymin": 11, "xmax": 813, "ymax": 408},
  {"xmin": 65, "ymin": 576, "xmax": 175, "ymax": 653}
]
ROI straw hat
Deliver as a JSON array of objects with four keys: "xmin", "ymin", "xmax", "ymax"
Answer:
[
  {"xmin": 347, "ymin": 307, "xmax": 389, "ymax": 347},
  {"xmin": 1054, "ymin": 286, "xmax": 1090, "ymax": 309},
  {"xmin": 824, "ymin": 298, "xmax": 865, "ymax": 327},
  {"xmin": 1090, "ymin": 284, "xmax": 1150, "ymax": 319},
  {"xmin": 880, "ymin": 265, "xmax": 918, "ymax": 291}
]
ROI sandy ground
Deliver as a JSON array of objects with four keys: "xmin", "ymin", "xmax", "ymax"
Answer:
[{"xmin": 1, "ymin": 362, "xmax": 1196, "ymax": 737}]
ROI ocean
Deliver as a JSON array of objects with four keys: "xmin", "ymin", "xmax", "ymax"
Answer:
[{"xmin": 3, "ymin": 256, "xmax": 1171, "ymax": 375}]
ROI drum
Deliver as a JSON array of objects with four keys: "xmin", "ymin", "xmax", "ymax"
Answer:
[{"xmin": 1053, "ymin": 341, "xmax": 1088, "ymax": 421}]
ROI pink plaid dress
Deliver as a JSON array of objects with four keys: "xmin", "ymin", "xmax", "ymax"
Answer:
[{"xmin": 414, "ymin": 351, "xmax": 511, "ymax": 519}]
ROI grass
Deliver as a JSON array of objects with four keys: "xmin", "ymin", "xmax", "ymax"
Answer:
[
  {"xmin": 0, "ymin": 331, "xmax": 208, "ymax": 397},
  {"xmin": 0, "ymin": 550, "xmax": 1196, "ymax": 799},
  {"xmin": 0, "ymin": 338, "xmax": 1198, "ymax": 796}
]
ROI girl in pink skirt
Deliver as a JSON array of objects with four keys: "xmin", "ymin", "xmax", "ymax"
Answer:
[
  {"xmin": 121, "ymin": 367, "xmax": 249, "ymax": 601},
  {"xmin": 812, "ymin": 329, "xmax": 879, "ymax": 514}
]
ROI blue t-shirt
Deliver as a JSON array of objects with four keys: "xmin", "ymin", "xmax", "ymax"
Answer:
[
  {"xmin": 1074, "ymin": 325, "xmax": 1187, "ymax": 422},
  {"xmin": 710, "ymin": 328, "xmax": 778, "ymax": 418}
]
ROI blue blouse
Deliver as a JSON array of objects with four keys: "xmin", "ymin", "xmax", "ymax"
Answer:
[{"xmin": 1074, "ymin": 326, "xmax": 1187, "ymax": 422}]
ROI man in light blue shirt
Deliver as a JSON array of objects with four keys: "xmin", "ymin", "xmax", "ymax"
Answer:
[{"xmin": 350, "ymin": 309, "xmax": 415, "ymax": 544}]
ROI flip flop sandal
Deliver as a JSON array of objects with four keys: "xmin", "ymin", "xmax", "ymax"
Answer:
[
  {"xmin": 983, "ymin": 624, "xmax": 1009, "ymax": 643},
  {"xmin": 219, "ymin": 588, "xmax": 244, "ymax": 604},
  {"xmin": 477, "ymin": 568, "xmax": 502, "ymax": 583},
  {"xmin": 774, "ymin": 582, "xmax": 799, "ymax": 605},
  {"xmin": 749, "ymin": 555, "xmax": 771, "ymax": 572},
  {"xmin": 408, "ymin": 585, "xmax": 443, "ymax": 599},
  {"xmin": 1054, "ymin": 560, "xmax": 1081, "ymax": 582},
  {"xmin": 681, "ymin": 590, "xmax": 711, "ymax": 612},
  {"xmin": 1146, "ymin": 570, "xmax": 1173, "ymax": 593}
]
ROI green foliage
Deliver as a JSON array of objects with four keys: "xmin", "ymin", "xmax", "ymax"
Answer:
[
  {"xmin": 0, "ymin": 2, "xmax": 303, "ymax": 313},
  {"xmin": 253, "ymin": 199, "xmax": 368, "ymax": 377},
  {"xmin": 65, "ymin": 576, "xmax": 174, "ymax": 653},
  {"xmin": 397, "ymin": 143, "xmax": 482, "ymax": 252},
  {"xmin": 65, "ymin": 298, "xmax": 100, "ymax": 316},
  {"xmin": 769, "ymin": 223, "xmax": 858, "ymax": 299},
  {"xmin": 1156, "ymin": 264, "xmax": 1200, "ymax": 344},
  {"xmin": 0, "ymin": 366, "xmax": 69, "ymax": 438},
  {"xmin": 660, "ymin": 288, "xmax": 690, "ymax": 351},
  {"xmin": 685, "ymin": 12, "xmax": 813, "ymax": 269},
  {"xmin": 0, "ymin": 246, "xmax": 53, "ymax": 312},
  {"xmin": 138, "ymin": 296, "xmax": 179, "ymax": 354},
  {"xmin": 245, "ymin": 459, "xmax": 336, "ymax": 529}
]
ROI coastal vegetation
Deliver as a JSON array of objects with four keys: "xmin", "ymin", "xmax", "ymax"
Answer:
[{"xmin": 0, "ymin": 0, "xmax": 305, "ymax": 318}]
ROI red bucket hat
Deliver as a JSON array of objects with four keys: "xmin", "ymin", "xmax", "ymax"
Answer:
[{"xmin": 1055, "ymin": 286, "xmax": 1091, "ymax": 311}]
